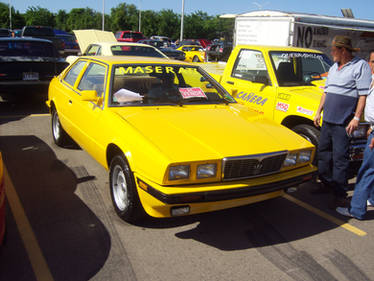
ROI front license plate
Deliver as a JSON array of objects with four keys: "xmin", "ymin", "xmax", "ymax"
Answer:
[{"xmin": 23, "ymin": 72, "xmax": 39, "ymax": 81}]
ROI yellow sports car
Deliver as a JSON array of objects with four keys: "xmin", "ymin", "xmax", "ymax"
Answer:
[
  {"xmin": 177, "ymin": 45, "xmax": 205, "ymax": 62},
  {"xmin": 47, "ymin": 56, "xmax": 316, "ymax": 222}
]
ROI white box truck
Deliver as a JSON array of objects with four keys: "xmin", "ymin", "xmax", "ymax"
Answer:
[{"xmin": 234, "ymin": 10, "xmax": 374, "ymax": 59}]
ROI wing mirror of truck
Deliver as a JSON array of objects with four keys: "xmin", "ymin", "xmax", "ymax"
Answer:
[{"xmin": 253, "ymin": 75, "xmax": 270, "ymax": 85}]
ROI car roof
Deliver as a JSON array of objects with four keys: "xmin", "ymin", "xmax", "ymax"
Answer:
[
  {"xmin": 0, "ymin": 37, "xmax": 53, "ymax": 43},
  {"xmin": 236, "ymin": 44, "xmax": 323, "ymax": 53},
  {"xmin": 78, "ymin": 55, "xmax": 192, "ymax": 65}
]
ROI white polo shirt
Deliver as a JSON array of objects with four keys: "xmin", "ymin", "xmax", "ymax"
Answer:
[{"xmin": 365, "ymin": 74, "xmax": 374, "ymax": 125}]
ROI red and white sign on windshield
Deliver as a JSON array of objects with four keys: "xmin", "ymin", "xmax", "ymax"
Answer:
[{"xmin": 179, "ymin": 88, "xmax": 207, "ymax": 99}]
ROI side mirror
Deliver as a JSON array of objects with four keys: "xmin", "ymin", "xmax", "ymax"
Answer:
[
  {"xmin": 80, "ymin": 90, "xmax": 98, "ymax": 101},
  {"xmin": 253, "ymin": 75, "xmax": 270, "ymax": 85}
]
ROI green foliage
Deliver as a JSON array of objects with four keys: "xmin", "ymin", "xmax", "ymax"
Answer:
[
  {"xmin": 24, "ymin": 6, "xmax": 55, "ymax": 26},
  {"xmin": 0, "ymin": 1, "xmax": 235, "ymax": 41}
]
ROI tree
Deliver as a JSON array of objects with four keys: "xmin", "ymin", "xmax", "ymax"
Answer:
[
  {"xmin": 55, "ymin": 10, "xmax": 68, "ymax": 31},
  {"xmin": 110, "ymin": 3, "xmax": 139, "ymax": 32},
  {"xmin": 140, "ymin": 10, "xmax": 160, "ymax": 37},
  {"xmin": 24, "ymin": 6, "xmax": 55, "ymax": 26},
  {"xmin": 66, "ymin": 8, "xmax": 101, "ymax": 31},
  {"xmin": 157, "ymin": 9, "xmax": 180, "ymax": 39},
  {"xmin": 184, "ymin": 11, "xmax": 211, "ymax": 39},
  {"xmin": 0, "ymin": 2, "xmax": 25, "ymax": 29}
]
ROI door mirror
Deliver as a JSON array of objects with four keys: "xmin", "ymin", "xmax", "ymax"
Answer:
[{"xmin": 80, "ymin": 90, "xmax": 98, "ymax": 101}]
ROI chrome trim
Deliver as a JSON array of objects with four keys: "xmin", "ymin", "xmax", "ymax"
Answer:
[{"xmin": 222, "ymin": 151, "xmax": 288, "ymax": 181}]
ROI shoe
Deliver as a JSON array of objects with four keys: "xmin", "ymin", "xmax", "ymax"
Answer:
[
  {"xmin": 368, "ymin": 200, "xmax": 373, "ymax": 207},
  {"xmin": 336, "ymin": 207, "xmax": 354, "ymax": 218},
  {"xmin": 328, "ymin": 196, "xmax": 351, "ymax": 209}
]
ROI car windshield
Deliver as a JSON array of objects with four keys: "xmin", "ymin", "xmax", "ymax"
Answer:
[
  {"xmin": 270, "ymin": 51, "xmax": 332, "ymax": 86},
  {"xmin": 0, "ymin": 41, "xmax": 56, "ymax": 57},
  {"xmin": 110, "ymin": 45, "xmax": 165, "ymax": 58},
  {"xmin": 110, "ymin": 64, "xmax": 235, "ymax": 106}
]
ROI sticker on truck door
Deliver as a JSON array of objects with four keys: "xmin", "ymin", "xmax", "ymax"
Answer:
[{"xmin": 236, "ymin": 91, "xmax": 267, "ymax": 106}]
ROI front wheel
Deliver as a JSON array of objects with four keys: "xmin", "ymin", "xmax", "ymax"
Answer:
[
  {"xmin": 109, "ymin": 155, "xmax": 145, "ymax": 223},
  {"xmin": 51, "ymin": 108, "xmax": 69, "ymax": 147}
]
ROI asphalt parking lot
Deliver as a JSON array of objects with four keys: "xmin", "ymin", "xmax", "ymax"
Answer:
[{"xmin": 1, "ymin": 97, "xmax": 374, "ymax": 281}]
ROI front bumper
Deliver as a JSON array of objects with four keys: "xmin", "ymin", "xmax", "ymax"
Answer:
[{"xmin": 135, "ymin": 164, "xmax": 317, "ymax": 218}]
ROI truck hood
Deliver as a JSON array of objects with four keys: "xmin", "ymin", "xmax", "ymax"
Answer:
[{"xmin": 111, "ymin": 104, "xmax": 310, "ymax": 162}]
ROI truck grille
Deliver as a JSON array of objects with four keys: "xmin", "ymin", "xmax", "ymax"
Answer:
[{"xmin": 223, "ymin": 151, "xmax": 287, "ymax": 180}]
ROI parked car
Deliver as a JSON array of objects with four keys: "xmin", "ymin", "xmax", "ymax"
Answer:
[
  {"xmin": 47, "ymin": 55, "xmax": 316, "ymax": 223},
  {"xmin": 0, "ymin": 37, "xmax": 69, "ymax": 99},
  {"xmin": 205, "ymin": 41, "xmax": 233, "ymax": 62},
  {"xmin": 176, "ymin": 45, "xmax": 205, "ymax": 62},
  {"xmin": 115, "ymin": 30, "xmax": 145, "ymax": 42},
  {"xmin": 138, "ymin": 39, "xmax": 185, "ymax": 60},
  {"xmin": 0, "ymin": 28, "xmax": 11, "ymax": 37},
  {"xmin": 0, "ymin": 152, "xmax": 5, "ymax": 245},
  {"xmin": 150, "ymin": 35, "xmax": 172, "ymax": 46},
  {"xmin": 56, "ymin": 34, "xmax": 79, "ymax": 56},
  {"xmin": 66, "ymin": 30, "xmax": 167, "ymax": 64},
  {"xmin": 21, "ymin": 26, "xmax": 65, "ymax": 55}
]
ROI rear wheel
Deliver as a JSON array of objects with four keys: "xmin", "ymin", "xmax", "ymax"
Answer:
[
  {"xmin": 292, "ymin": 124, "xmax": 320, "ymax": 164},
  {"xmin": 109, "ymin": 155, "xmax": 145, "ymax": 223},
  {"xmin": 51, "ymin": 108, "xmax": 69, "ymax": 147}
]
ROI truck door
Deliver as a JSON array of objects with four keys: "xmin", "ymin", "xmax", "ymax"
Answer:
[{"xmin": 220, "ymin": 48, "xmax": 276, "ymax": 119}]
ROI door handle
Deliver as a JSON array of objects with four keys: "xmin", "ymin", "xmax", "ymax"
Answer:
[
  {"xmin": 226, "ymin": 81, "xmax": 234, "ymax": 85},
  {"xmin": 69, "ymin": 100, "xmax": 72, "ymax": 104}
]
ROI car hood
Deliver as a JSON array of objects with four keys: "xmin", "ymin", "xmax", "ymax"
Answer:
[
  {"xmin": 110, "ymin": 104, "xmax": 311, "ymax": 162},
  {"xmin": 73, "ymin": 29, "xmax": 116, "ymax": 54}
]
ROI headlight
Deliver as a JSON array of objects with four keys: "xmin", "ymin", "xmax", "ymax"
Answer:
[
  {"xmin": 283, "ymin": 153, "xmax": 297, "ymax": 167},
  {"xmin": 197, "ymin": 163, "xmax": 217, "ymax": 179},
  {"xmin": 169, "ymin": 165, "xmax": 190, "ymax": 180},
  {"xmin": 298, "ymin": 150, "xmax": 312, "ymax": 163}
]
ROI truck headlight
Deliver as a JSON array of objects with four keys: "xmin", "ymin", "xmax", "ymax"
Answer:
[
  {"xmin": 197, "ymin": 163, "xmax": 217, "ymax": 179},
  {"xmin": 169, "ymin": 165, "xmax": 190, "ymax": 180},
  {"xmin": 283, "ymin": 153, "xmax": 297, "ymax": 167},
  {"xmin": 298, "ymin": 150, "xmax": 312, "ymax": 163},
  {"xmin": 352, "ymin": 123, "xmax": 369, "ymax": 139}
]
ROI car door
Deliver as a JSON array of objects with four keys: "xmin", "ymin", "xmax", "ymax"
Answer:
[
  {"xmin": 220, "ymin": 48, "xmax": 276, "ymax": 120},
  {"xmin": 70, "ymin": 61, "xmax": 108, "ymax": 158}
]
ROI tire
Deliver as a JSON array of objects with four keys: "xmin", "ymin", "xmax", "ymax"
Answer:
[
  {"xmin": 292, "ymin": 124, "xmax": 320, "ymax": 164},
  {"xmin": 109, "ymin": 155, "xmax": 145, "ymax": 223},
  {"xmin": 51, "ymin": 108, "xmax": 69, "ymax": 147},
  {"xmin": 192, "ymin": 56, "xmax": 199, "ymax": 62}
]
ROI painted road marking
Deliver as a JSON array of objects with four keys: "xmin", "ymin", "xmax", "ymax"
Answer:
[
  {"xmin": 0, "ymin": 114, "xmax": 49, "ymax": 119},
  {"xmin": 4, "ymin": 166, "xmax": 54, "ymax": 281},
  {"xmin": 284, "ymin": 194, "xmax": 367, "ymax": 237}
]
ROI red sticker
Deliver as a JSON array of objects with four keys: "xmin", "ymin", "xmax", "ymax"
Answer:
[{"xmin": 179, "ymin": 88, "xmax": 207, "ymax": 99}]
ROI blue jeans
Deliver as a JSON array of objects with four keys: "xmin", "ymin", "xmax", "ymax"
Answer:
[
  {"xmin": 350, "ymin": 132, "xmax": 374, "ymax": 219},
  {"xmin": 318, "ymin": 122, "xmax": 350, "ymax": 197}
]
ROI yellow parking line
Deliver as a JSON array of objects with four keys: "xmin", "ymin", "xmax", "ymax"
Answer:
[
  {"xmin": 4, "ymin": 166, "xmax": 54, "ymax": 281},
  {"xmin": 284, "ymin": 194, "xmax": 367, "ymax": 237},
  {"xmin": 0, "ymin": 114, "xmax": 49, "ymax": 119}
]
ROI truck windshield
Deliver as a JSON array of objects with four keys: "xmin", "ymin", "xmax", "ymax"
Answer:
[
  {"xmin": 110, "ymin": 64, "xmax": 235, "ymax": 106},
  {"xmin": 270, "ymin": 51, "xmax": 332, "ymax": 86}
]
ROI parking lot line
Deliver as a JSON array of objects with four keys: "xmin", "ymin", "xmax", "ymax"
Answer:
[
  {"xmin": 284, "ymin": 194, "xmax": 367, "ymax": 237},
  {"xmin": 4, "ymin": 166, "xmax": 55, "ymax": 281},
  {"xmin": 0, "ymin": 114, "xmax": 49, "ymax": 119}
]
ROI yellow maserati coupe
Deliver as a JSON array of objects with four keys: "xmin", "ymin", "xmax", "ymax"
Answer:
[{"xmin": 47, "ymin": 56, "xmax": 316, "ymax": 222}]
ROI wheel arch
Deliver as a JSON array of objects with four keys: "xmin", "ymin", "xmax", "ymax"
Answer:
[
  {"xmin": 281, "ymin": 115, "xmax": 316, "ymax": 130},
  {"xmin": 106, "ymin": 143, "xmax": 131, "ymax": 170}
]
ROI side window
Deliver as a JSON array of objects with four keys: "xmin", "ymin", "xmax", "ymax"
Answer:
[
  {"xmin": 77, "ymin": 63, "xmax": 106, "ymax": 97},
  {"xmin": 232, "ymin": 49, "xmax": 269, "ymax": 82},
  {"xmin": 63, "ymin": 61, "xmax": 86, "ymax": 87},
  {"xmin": 86, "ymin": 45, "xmax": 100, "ymax": 56}
]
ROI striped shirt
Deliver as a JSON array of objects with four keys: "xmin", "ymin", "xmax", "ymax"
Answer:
[{"xmin": 324, "ymin": 57, "xmax": 372, "ymax": 125}]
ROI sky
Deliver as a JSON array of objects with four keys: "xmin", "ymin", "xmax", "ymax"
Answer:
[{"xmin": 5, "ymin": 0, "xmax": 374, "ymax": 21}]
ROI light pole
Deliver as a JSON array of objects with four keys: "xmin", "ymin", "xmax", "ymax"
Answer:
[
  {"xmin": 138, "ymin": 0, "xmax": 142, "ymax": 32},
  {"xmin": 8, "ymin": 0, "xmax": 12, "ymax": 30},
  {"xmin": 102, "ymin": 0, "xmax": 105, "ymax": 31},
  {"xmin": 180, "ymin": 0, "xmax": 184, "ymax": 42}
]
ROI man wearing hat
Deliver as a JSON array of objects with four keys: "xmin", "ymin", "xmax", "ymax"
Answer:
[{"xmin": 313, "ymin": 35, "xmax": 372, "ymax": 208}]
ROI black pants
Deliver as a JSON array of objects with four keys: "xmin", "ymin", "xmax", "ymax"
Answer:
[{"xmin": 318, "ymin": 122, "xmax": 350, "ymax": 198}]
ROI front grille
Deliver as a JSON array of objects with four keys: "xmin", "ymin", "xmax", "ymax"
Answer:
[{"xmin": 223, "ymin": 152, "xmax": 287, "ymax": 180}]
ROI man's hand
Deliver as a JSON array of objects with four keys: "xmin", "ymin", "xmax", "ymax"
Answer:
[
  {"xmin": 314, "ymin": 113, "xmax": 322, "ymax": 128},
  {"xmin": 346, "ymin": 118, "xmax": 359, "ymax": 136},
  {"xmin": 370, "ymin": 136, "xmax": 374, "ymax": 150}
]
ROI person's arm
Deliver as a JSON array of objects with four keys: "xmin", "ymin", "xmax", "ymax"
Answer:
[
  {"xmin": 346, "ymin": 95, "xmax": 367, "ymax": 135},
  {"xmin": 314, "ymin": 92, "xmax": 326, "ymax": 128}
]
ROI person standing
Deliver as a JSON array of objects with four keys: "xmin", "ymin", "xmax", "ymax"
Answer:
[
  {"xmin": 313, "ymin": 36, "xmax": 372, "ymax": 208},
  {"xmin": 336, "ymin": 50, "xmax": 374, "ymax": 219}
]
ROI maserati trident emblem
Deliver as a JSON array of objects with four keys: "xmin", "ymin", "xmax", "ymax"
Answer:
[{"xmin": 253, "ymin": 161, "xmax": 263, "ymax": 175}]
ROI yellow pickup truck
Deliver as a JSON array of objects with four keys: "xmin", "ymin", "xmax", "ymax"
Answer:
[{"xmin": 202, "ymin": 45, "xmax": 368, "ymax": 177}]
